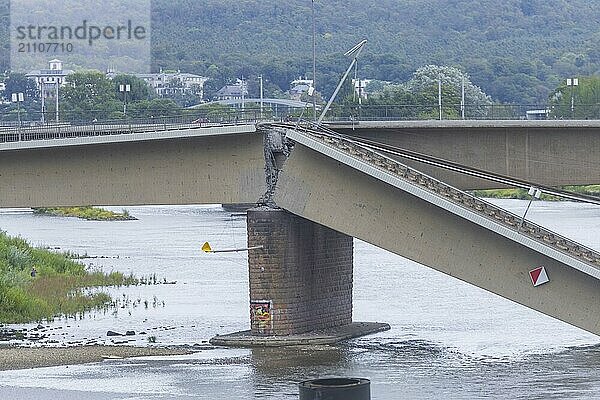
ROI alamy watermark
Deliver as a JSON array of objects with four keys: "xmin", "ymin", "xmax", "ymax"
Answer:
[{"xmin": 10, "ymin": 0, "xmax": 151, "ymax": 73}]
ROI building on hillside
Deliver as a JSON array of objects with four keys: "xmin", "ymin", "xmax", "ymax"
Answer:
[
  {"xmin": 289, "ymin": 77, "xmax": 313, "ymax": 101},
  {"xmin": 25, "ymin": 60, "xmax": 209, "ymax": 103},
  {"xmin": 215, "ymin": 79, "xmax": 248, "ymax": 101},
  {"xmin": 130, "ymin": 70, "xmax": 208, "ymax": 99},
  {"xmin": 24, "ymin": 60, "xmax": 74, "ymax": 121},
  {"xmin": 26, "ymin": 59, "xmax": 74, "ymax": 88}
]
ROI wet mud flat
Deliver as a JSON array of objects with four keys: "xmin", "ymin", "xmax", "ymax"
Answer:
[{"xmin": 0, "ymin": 344, "xmax": 198, "ymax": 371}]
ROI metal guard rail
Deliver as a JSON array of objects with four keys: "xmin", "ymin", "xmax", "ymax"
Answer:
[
  {"xmin": 0, "ymin": 117, "xmax": 257, "ymax": 144},
  {"xmin": 286, "ymin": 123, "xmax": 600, "ymax": 269}
]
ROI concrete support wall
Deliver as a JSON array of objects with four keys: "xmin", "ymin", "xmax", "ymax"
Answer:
[{"xmin": 247, "ymin": 208, "xmax": 353, "ymax": 335}]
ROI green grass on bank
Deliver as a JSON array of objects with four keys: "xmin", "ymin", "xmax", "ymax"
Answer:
[
  {"xmin": 0, "ymin": 230, "xmax": 137, "ymax": 323},
  {"xmin": 470, "ymin": 188, "xmax": 559, "ymax": 201},
  {"xmin": 562, "ymin": 185, "xmax": 600, "ymax": 196},
  {"xmin": 33, "ymin": 206, "xmax": 136, "ymax": 221},
  {"xmin": 471, "ymin": 185, "xmax": 600, "ymax": 200}
]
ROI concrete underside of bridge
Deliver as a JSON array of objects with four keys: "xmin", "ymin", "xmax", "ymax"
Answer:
[
  {"xmin": 332, "ymin": 121, "xmax": 600, "ymax": 189},
  {"xmin": 273, "ymin": 143, "xmax": 600, "ymax": 336},
  {"xmin": 0, "ymin": 132, "xmax": 266, "ymax": 207}
]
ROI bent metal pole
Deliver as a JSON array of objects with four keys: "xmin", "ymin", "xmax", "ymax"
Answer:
[{"xmin": 317, "ymin": 39, "xmax": 367, "ymax": 125}]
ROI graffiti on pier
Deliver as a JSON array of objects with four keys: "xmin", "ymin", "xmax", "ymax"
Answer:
[{"xmin": 250, "ymin": 300, "xmax": 273, "ymax": 334}]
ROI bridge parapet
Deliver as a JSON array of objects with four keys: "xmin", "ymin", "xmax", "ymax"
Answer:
[
  {"xmin": 278, "ymin": 123, "xmax": 600, "ymax": 279},
  {"xmin": 0, "ymin": 116, "xmax": 258, "ymax": 145}
]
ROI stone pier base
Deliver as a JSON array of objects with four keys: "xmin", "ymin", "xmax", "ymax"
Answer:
[
  {"xmin": 210, "ymin": 322, "xmax": 390, "ymax": 347},
  {"xmin": 210, "ymin": 207, "xmax": 390, "ymax": 347},
  {"xmin": 247, "ymin": 207, "xmax": 354, "ymax": 335}
]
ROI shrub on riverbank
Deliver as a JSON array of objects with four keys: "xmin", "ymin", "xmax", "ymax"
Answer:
[
  {"xmin": 471, "ymin": 185, "xmax": 600, "ymax": 200},
  {"xmin": 32, "ymin": 206, "xmax": 136, "ymax": 221},
  {"xmin": 0, "ymin": 230, "xmax": 136, "ymax": 323},
  {"xmin": 471, "ymin": 188, "xmax": 532, "ymax": 200},
  {"xmin": 562, "ymin": 185, "xmax": 600, "ymax": 196}
]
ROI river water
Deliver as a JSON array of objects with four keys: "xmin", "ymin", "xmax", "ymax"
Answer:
[{"xmin": 0, "ymin": 200, "xmax": 599, "ymax": 399}]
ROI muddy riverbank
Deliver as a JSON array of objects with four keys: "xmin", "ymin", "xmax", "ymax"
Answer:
[{"xmin": 0, "ymin": 345, "xmax": 198, "ymax": 371}]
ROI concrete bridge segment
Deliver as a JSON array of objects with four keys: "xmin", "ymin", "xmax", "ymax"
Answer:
[
  {"xmin": 0, "ymin": 124, "xmax": 265, "ymax": 207},
  {"xmin": 272, "ymin": 127, "xmax": 600, "ymax": 336},
  {"xmin": 329, "ymin": 120, "xmax": 600, "ymax": 189}
]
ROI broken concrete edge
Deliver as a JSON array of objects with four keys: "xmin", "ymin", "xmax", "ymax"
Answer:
[{"xmin": 208, "ymin": 322, "xmax": 391, "ymax": 347}]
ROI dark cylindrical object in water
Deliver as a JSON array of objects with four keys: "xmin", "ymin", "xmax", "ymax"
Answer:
[{"xmin": 299, "ymin": 377, "xmax": 371, "ymax": 400}]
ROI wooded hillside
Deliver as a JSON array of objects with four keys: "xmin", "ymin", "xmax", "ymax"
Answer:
[{"xmin": 1, "ymin": 0, "xmax": 598, "ymax": 103}]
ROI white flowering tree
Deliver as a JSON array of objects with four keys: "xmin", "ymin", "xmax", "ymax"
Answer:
[
  {"xmin": 342, "ymin": 65, "xmax": 494, "ymax": 120},
  {"xmin": 402, "ymin": 65, "xmax": 493, "ymax": 119}
]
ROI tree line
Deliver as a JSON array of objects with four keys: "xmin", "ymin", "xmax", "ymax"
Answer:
[
  {"xmin": 150, "ymin": 0, "xmax": 600, "ymax": 104},
  {"xmin": 1, "ymin": 0, "xmax": 599, "ymax": 106},
  {"xmin": 3, "ymin": 66, "xmax": 600, "ymax": 123}
]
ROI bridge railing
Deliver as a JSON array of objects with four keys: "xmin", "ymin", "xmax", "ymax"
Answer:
[
  {"xmin": 3, "ymin": 101, "xmax": 600, "ymax": 144},
  {"xmin": 288, "ymin": 123, "xmax": 600, "ymax": 269},
  {"xmin": 322, "ymin": 103, "xmax": 600, "ymax": 121},
  {"xmin": 0, "ymin": 107, "xmax": 265, "ymax": 125},
  {"xmin": 0, "ymin": 111, "xmax": 262, "ymax": 143}
]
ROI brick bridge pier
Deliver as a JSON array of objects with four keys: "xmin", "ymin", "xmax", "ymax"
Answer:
[
  {"xmin": 210, "ymin": 129, "xmax": 389, "ymax": 346},
  {"xmin": 210, "ymin": 208, "xmax": 389, "ymax": 346},
  {"xmin": 247, "ymin": 208, "xmax": 353, "ymax": 335}
]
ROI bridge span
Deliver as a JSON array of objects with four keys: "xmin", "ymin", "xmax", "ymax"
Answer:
[
  {"xmin": 330, "ymin": 120, "xmax": 600, "ymax": 189},
  {"xmin": 0, "ymin": 123, "xmax": 265, "ymax": 207},
  {"xmin": 1, "ymin": 119, "xmax": 600, "ymax": 341},
  {"xmin": 270, "ymin": 124, "xmax": 600, "ymax": 336},
  {"xmin": 2, "ymin": 119, "xmax": 599, "ymax": 202}
]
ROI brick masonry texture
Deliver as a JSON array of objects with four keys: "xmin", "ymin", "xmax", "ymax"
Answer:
[{"xmin": 247, "ymin": 208, "xmax": 353, "ymax": 335}]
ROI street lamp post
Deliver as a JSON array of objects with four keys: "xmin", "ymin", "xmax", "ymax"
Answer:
[
  {"xmin": 354, "ymin": 77, "xmax": 365, "ymax": 121},
  {"xmin": 54, "ymin": 81, "xmax": 60, "ymax": 123},
  {"xmin": 258, "ymin": 75, "xmax": 264, "ymax": 120},
  {"xmin": 11, "ymin": 92, "xmax": 24, "ymax": 140},
  {"xmin": 240, "ymin": 77, "xmax": 246, "ymax": 114},
  {"xmin": 566, "ymin": 78, "xmax": 578, "ymax": 119},
  {"xmin": 461, "ymin": 76, "xmax": 465, "ymax": 120},
  {"xmin": 40, "ymin": 82, "xmax": 45, "ymax": 124},
  {"xmin": 53, "ymin": 82, "xmax": 59, "ymax": 122},
  {"xmin": 518, "ymin": 186, "xmax": 542, "ymax": 232},
  {"xmin": 438, "ymin": 74, "xmax": 442, "ymax": 120},
  {"xmin": 119, "ymin": 84, "xmax": 131, "ymax": 116}
]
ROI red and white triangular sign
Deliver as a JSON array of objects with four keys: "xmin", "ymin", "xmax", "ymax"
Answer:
[{"xmin": 529, "ymin": 266, "xmax": 549, "ymax": 287}]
